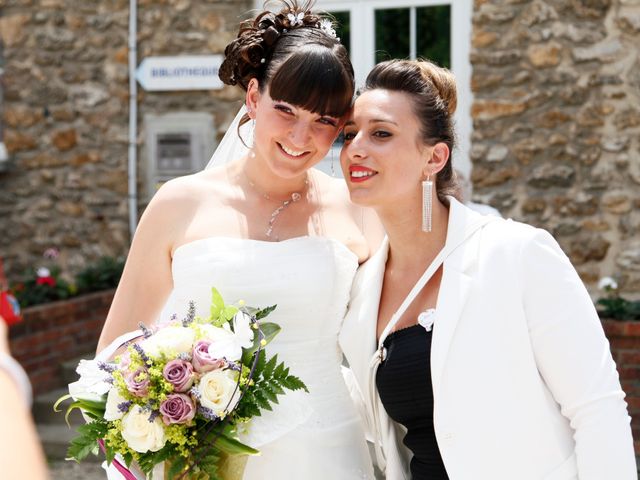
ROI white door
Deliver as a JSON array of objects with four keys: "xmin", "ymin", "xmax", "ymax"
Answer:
[{"xmin": 253, "ymin": 0, "xmax": 473, "ymax": 178}]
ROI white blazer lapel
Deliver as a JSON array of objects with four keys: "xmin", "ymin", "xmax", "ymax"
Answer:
[
  {"xmin": 340, "ymin": 237, "xmax": 389, "ymax": 385},
  {"xmin": 431, "ymin": 199, "xmax": 488, "ymax": 390}
]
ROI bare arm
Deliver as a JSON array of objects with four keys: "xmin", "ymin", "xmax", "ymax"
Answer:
[
  {"xmin": 96, "ymin": 179, "xmax": 195, "ymax": 354},
  {"xmin": 0, "ymin": 319, "xmax": 49, "ymax": 480}
]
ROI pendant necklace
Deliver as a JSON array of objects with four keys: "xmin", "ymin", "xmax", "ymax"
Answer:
[{"xmin": 246, "ymin": 175, "xmax": 309, "ymax": 240}]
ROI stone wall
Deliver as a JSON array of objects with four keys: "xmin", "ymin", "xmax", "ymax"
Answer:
[
  {"xmin": 0, "ymin": 0, "xmax": 250, "ymax": 279},
  {"xmin": 470, "ymin": 0, "xmax": 640, "ymax": 297}
]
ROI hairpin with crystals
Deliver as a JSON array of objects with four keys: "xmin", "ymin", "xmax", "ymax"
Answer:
[{"xmin": 318, "ymin": 19, "xmax": 339, "ymax": 40}]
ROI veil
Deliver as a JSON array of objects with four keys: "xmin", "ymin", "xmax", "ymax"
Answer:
[{"xmin": 205, "ymin": 105, "xmax": 254, "ymax": 169}]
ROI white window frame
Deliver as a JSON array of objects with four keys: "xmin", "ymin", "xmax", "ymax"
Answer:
[{"xmin": 253, "ymin": 0, "xmax": 473, "ymax": 177}]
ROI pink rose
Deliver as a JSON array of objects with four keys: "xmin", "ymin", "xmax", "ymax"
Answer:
[
  {"xmin": 125, "ymin": 367, "xmax": 150, "ymax": 397},
  {"xmin": 159, "ymin": 393, "xmax": 195, "ymax": 425},
  {"xmin": 192, "ymin": 340, "xmax": 226, "ymax": 373},
  {"xmin": 163, "ymin": 359, "xmax": 195, "ymax": 392}
]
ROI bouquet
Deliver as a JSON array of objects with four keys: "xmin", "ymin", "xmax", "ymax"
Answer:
[{"xmin": 56, "ymin": 288, "xmax": 307, "ymax": 479}]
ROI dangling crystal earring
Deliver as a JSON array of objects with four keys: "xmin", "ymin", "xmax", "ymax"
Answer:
[
  {"xmin": 422, "ymin": 175, "xmax": 433, "ymax": 232},
  {"xmin": 251, "ymin": 119, "xmax": 256, "ymax": 148},
  {"xmin": 330, "ymin": 146, "xmax": 336, "ymax": 177}
]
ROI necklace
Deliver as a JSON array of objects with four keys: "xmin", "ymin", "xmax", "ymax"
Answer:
[{"xmin": 246, "ymin": 175, "xmax": 309, "ymax": 240}]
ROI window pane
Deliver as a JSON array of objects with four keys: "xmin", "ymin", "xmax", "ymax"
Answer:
[
  {"xmin": 417, "ymin": 6, "xmax": 451, "ymax": 68},
  {"xmin": 375, "ymin": 8, "xmax": 410, "ymax": 63},
  {"xmin": 328, "ymin": 11, "xmax": 351, "ymax": 55}
]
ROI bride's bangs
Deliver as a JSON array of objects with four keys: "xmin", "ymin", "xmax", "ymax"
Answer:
[{"xmin": 268, "ymin": 46, "xmax": 354, "ymax": 118}]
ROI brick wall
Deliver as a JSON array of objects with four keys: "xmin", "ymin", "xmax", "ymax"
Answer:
[
  {"xmin": 8, "ymin": 290, "xmax": 114, "ymax": 395},
  {"xmin": 603, "ymin": 319, "xmax": 640, "ymax": 459}
]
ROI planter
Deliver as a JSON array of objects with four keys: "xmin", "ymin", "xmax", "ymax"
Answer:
[
  {"xmin": 602, "ymin": 319, "xmax": 640, "ymax": 459},
  {"xmin": 8, "ymin": 289, "xmax": 115, "ymax": 395}
]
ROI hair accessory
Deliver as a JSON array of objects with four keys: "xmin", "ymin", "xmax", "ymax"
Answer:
[
  {"xmin": 318, "ymin": 19, "xmax": 338, "ymax": 39},
  {"xmin": 422, "ymin": 175, "xmax": 433, "ymax": 232},
  {"xmin": 287, "ymin": 12, "xmax": 304, "ymax": 27}
]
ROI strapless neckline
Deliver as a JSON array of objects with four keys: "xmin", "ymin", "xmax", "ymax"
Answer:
[{"xmin": 173, "ymin": 235, "xmax": 359, "ymax": 263}]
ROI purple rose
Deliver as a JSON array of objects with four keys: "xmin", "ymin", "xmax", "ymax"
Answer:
[
  {"xmin": 159, "ymin": 393, "xmax": 195, "ymax": 425},
  {"xmin": 192, "ymin": 340, "xmax": 226, "ymax": 373},
  {"xmin": 125, "ymin": 367, "xmax": 150, "ymax": 397},
  {"xmin": 163, "ymin": 359, "xmax": 195, "ymax": 392}
]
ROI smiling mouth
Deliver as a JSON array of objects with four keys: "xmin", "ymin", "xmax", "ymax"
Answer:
[
  {"xmin": 277, "ymin": 142, "xmax": 308, "ymax": 158},
  {"xmin": 349, "ymin": 168, "xmax": 378, "ymax": 182}
]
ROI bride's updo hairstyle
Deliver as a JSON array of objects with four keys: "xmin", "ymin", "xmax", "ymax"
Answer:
[
  {"xmin": 362, "ymin": 59, "xmax": 461, "ymax": 202},
  {"xmin": 219, "ymin": 0, "xmax": 354, "ymax": 125}
]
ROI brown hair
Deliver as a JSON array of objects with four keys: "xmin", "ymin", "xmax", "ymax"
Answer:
[
  {"xmin": 219, "ymin": 1, "xmax": 354, "ymax": 126},
  {"xmin": 361, "ymin": 59, "xmax": 461, "ymax": 202}
]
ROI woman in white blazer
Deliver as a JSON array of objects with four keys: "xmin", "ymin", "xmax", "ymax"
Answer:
[{"xmin": 338, "ymin": 59, "xmax": 636, "ymax": 480}]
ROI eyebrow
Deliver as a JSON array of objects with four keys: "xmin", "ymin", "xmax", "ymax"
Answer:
[{"xmin": 344, "ymin": 118, "xmax": 398, "ymax": 127}]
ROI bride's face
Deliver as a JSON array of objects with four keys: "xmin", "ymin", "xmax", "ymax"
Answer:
[{"xmin": 248, "ymin": 83, "xmax": 342, "ymax": 179}]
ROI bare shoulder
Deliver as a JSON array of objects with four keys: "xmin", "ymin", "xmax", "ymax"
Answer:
[{"xmin": 310, "ymin": 169, "xmax": 385, "ymax": 257}]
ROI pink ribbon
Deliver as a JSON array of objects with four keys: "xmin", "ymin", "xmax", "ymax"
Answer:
[{"xmin": 98, "ymin": 439, "xmax": 139, "ymax": 480}]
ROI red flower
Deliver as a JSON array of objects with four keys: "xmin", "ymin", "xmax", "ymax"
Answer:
[{"xmin": 36, "ymin": 276, "xmax": 56, "ymax": 287}]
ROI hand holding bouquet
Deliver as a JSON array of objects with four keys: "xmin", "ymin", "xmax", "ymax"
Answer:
[{"xmin": 56, "ymin": 288, "xmax": 307, "ymax": 479}]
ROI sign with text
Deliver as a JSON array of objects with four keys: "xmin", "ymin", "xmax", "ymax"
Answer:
[{"xmin": 135, "ymin": 55, "xmax": 224, "ymax": 91}]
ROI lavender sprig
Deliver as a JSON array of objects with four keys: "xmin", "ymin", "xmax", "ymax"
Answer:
[
  {"xmin": 98, "ymin": 362, "xmax": 117, "ymax": 373},
  {"xmin": 132, "ymin": 343, "xmax": 151, "ymax": 366},
  {"xmin": 138, "ymin": 322, "xmax": 154, "ymax": 339},
  {"xmin": 117, "ymin": 401, "xmax": 132, "ymax": 413},
  {"xmin": 182, "ymin": 301, "xmax": 196, "ymax": 326},
  {"xmin": 197, "ymin": 406, "xmax": 220, "ymax": 421}
]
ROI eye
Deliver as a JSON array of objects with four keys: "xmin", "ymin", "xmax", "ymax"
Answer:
[
  {"xmin": 318, "ymin": 117, "xmax": 338, "ymax": 127},
  {"xmin": 343, "ymin": 131, "xmax": 356, "ymax": 141},
  {"xmin": 274, "ymin": 104, "xmax": 294, "ymax": 115},
  {"xmin": 373, "ymin": 130, "xmax": 392, "ymax": 138}
]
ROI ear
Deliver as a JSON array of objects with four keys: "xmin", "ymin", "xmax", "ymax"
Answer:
[
  {"xmin": 245, "ymin": 79, "xmax": 261, "ymax": 119},
  {"xmin": 423, "ymin": 142, "xmax": 450, "ymax": 177}
]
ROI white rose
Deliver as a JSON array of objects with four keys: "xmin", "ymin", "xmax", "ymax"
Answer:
[
  {"xmin": 120, "ymin": 405, "xmax": 166, "ymax": 453},
  {"xmin": 104, "ymin": 388, "xmax": 128, "ymax": 421},
  {"xmin": 198, "ymin": 369, "xmax": 241, "ymax": 417},
  {"xmin": 141, "ymin": 325, "xmax": 196, "ymax": 358},
  {"xmin": 68, "ymin": 359, "xmax": 111, "ymax": 401}
]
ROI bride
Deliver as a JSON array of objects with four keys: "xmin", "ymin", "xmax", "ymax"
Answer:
[{"xmin": 96, "ymin": 1, "xmax": 380, "ymax": 478}]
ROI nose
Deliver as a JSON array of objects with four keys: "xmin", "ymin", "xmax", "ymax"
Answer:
[
  {"xmin": 288, "ymin": 120, "xmax": 312, "ymax": 148},
  {"xmin": 344, "ymin": 131, "xmax": 366, "ymax": 161}
]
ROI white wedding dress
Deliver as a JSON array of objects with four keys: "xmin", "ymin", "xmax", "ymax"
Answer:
[{"xmin": 162, "ymin": 235, "xmax": 373, "ymax": 479}]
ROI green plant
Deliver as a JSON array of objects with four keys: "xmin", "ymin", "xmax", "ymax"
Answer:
[
  {"xmin": 75, "ymin": 256, "xmax": 125, "ymax": 294},
  {"xmin": 12, "ymin": 265, "xmax": 72, "ymax": 308},
  {"xmin": 596, "ymin": 277, "xmax": 640, "ymax": 321}
]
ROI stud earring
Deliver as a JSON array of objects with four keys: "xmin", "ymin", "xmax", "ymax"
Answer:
[{"xmin": 422, "ymin": 175, "xmax": 433, "ymax": 232}]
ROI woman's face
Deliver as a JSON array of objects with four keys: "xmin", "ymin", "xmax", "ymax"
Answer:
[
  {"xmin": 340, "ymin": 89, "xmax": 429, "ymax": 207},
  {"xmin": 249, "ymin": 83, "xmax": 342, "ymax": 179}
]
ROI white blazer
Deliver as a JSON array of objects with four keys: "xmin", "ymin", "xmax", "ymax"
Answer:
[{"xmin": 340, "ymin": 197, "xmax": 637, "ymax": 480}]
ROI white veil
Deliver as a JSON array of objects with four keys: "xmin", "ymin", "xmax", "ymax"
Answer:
[{"xmin": 205, "ymin": 105, "xmax": 254, "ymax": 169}]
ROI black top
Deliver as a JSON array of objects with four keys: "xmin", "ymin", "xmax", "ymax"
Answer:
[{"xmin": 375, "ymin": 325, "xmax": 449, "ymax": 480}]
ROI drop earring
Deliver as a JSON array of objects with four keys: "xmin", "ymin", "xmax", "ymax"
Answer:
[
  {"xmin": 422, "ymin": 175, "xmax": 433, "ymax": 232},
  {"xmin": 330, "ymin": 146, "xmax": 336, "ymax": 177}
]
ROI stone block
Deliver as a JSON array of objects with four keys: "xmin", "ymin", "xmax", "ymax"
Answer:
[
  {"xmin": 5, "ymin": 130, "xmax": 38, "ymax": 153},
  {"xmin": 618, "ymin": 244, "xmax": 640, "ymax": 271},
  {"xmin": 52, "ymin": 129, "xmax": 78, "ymax": 151},
  {"xmin": 528, "ymin": 164, "xmax": 576, "ymax": 189},
  {"xmin": 572, "ymin": 39, "xmax": 623, "ymax": 62},
  {"xmin": 568, "ymin": 235, "xmax": 611, "ymax": 264},
  {"xmin": 472, "ymin": 100, "xmax": 528, "ymax": 120},
  {"xmin": 527, "ymin": 42, "xmax": 563, "ymax": 67},
  {"xmin": 0, "ymin": 13, "xmax": 30, "ymax": 47}
]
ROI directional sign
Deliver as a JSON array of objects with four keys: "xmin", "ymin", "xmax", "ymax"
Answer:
[{"xmin": 135, "ymin": 55, "xmax": 224, "ymax": 91}]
